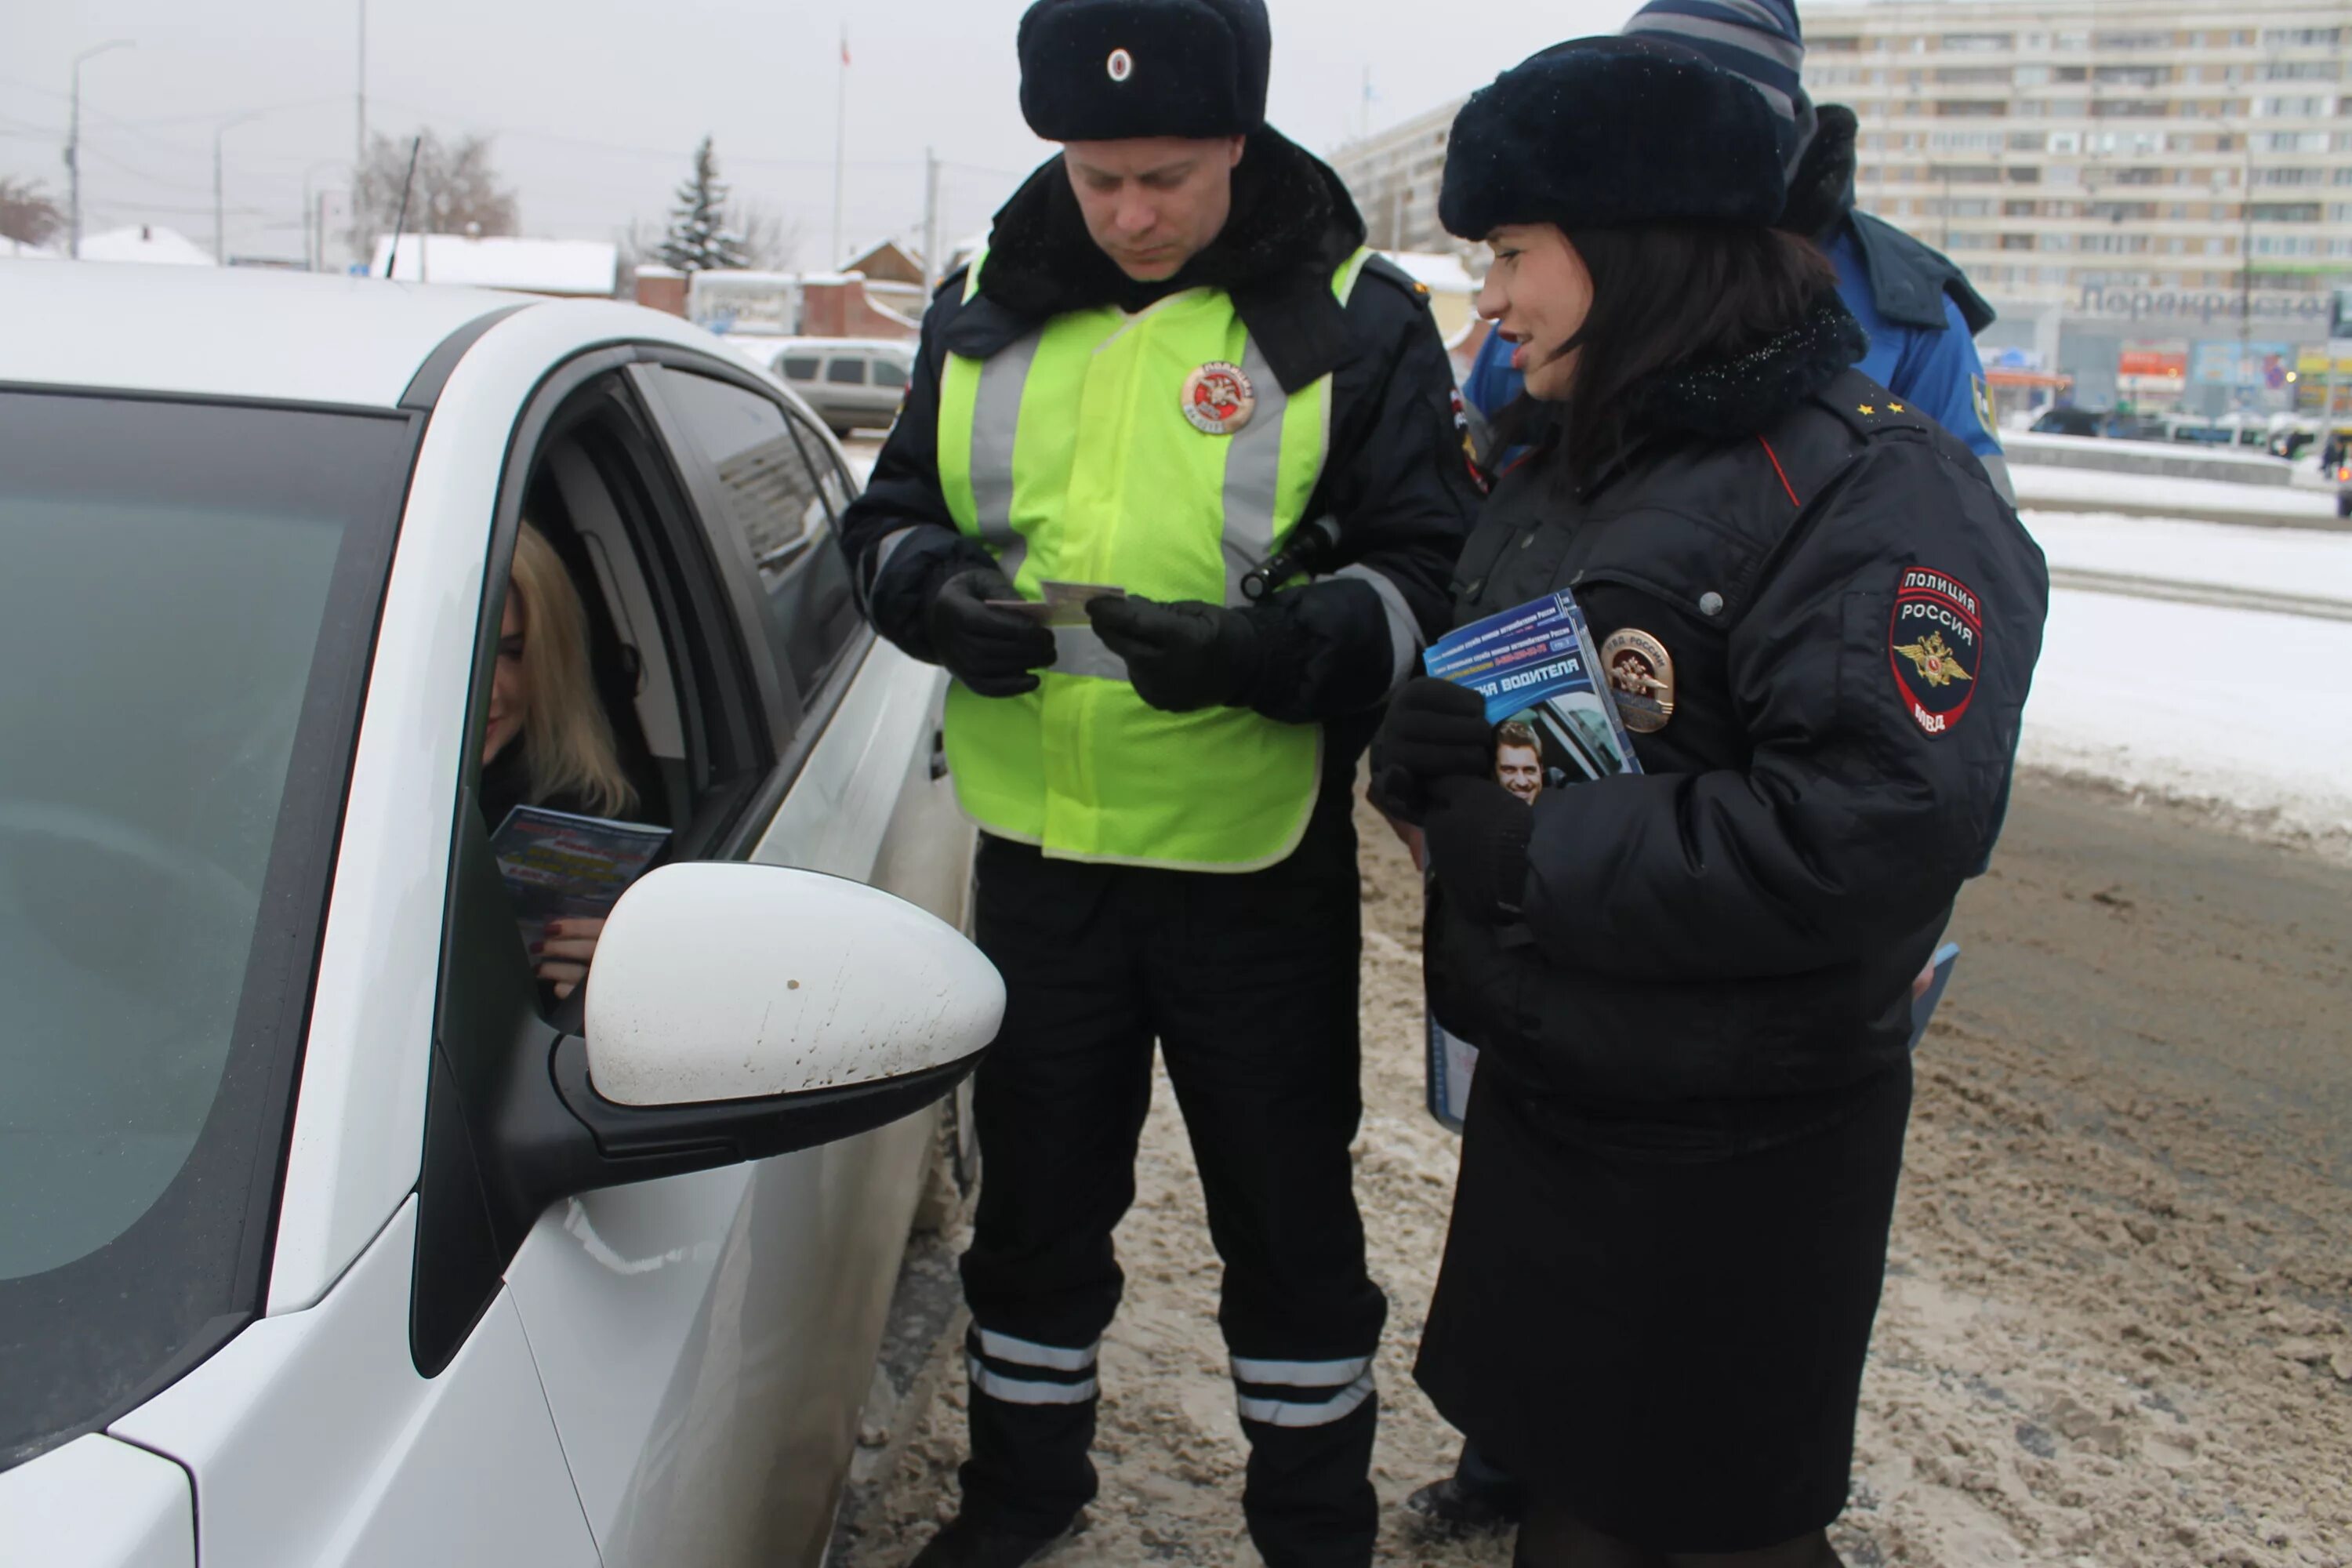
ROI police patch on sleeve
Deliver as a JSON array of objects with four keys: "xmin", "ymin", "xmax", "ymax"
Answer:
[{"xmin": 1889, "ymin": 568, "xmax": 1982, "ymax": 736}]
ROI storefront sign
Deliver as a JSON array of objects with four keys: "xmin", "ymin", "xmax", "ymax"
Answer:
[{"xmin": 2078, "ymin": 285, "xmax": 2336, "ymax": 325}]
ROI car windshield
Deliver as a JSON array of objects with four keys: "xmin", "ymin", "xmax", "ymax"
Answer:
[{"xmin": 0, "ymin": 390, "xmax": 411, "ymax": 1469}]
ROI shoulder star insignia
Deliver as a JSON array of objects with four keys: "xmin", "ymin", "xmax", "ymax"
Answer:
[{"xmin": 1857, "ymin": 403, "xmax": 1876, "ymax": 416}]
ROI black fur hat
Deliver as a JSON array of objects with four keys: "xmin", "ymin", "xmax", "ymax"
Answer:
[
  {"xmin": 1439, "ymin": 36, "xmax": 1787, "ymax": 240},
  {"xmin": 1018, "ymin": 0, "xmax": 1271, "ymax": 142}
]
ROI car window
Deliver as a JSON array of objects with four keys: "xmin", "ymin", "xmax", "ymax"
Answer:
[
  {"xmin": 825, "ymin": 358, "xmax": 866, "ymax": 386},
  {"xmin": 644, "ymin": 367, "xmax": 864, "ymax": 699},
  {"xmin": 779, "ymin": 355, "xmax": 820, "ymax": 382},
  {"xmin": 0, "ymin": 390, "xmax": 411, "ymax": 1466},
  {"xmin": 873, "ymin": 358, "xmax": 909, "ymax": 391}
]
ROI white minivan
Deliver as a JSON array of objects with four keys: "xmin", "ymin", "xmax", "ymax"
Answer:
[
  {"xmin": 760, "ymin": 338, "xmax": 915, "ymax": 437},
  {"xmin": 0, "ymin": 260, "xmax": 994, "ymax": 1567}
]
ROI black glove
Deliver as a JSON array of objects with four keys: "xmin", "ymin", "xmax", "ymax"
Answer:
[
  {"xmin": 924, "ymin": 568, "xmax": 1058, "ymax": 697},
  {"xmin": 1085, "ymin": 595, "xmax": 1261, "ymax": 713},
  {"xmin": 1421, "ymin": 776, "xmax": 1534, "ymax": 926},
  {"xmin": 1367, "ymin": 676, "xmax": 1493, "ymax": 822}
]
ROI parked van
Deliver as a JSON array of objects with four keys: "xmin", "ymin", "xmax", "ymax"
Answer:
[{"xmin": 760, "ymin": 337, "xmax": 914, "ymax": 437}]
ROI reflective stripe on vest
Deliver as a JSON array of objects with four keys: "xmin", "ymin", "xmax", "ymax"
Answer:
[{"xmin": 935, "ymin": 249, "xmax": 1374, "ymax": 870}]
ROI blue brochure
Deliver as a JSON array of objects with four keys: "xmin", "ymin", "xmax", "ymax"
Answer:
[
  {"xmin": 1421, "ymin": 589, "xmax": 1643, "ymax": 789},
  {"xmin": 1421, "ymin": 590, "xmax": 1644, "ymax": 1131},
  {"xmin": 1907, "ymin": 942, "xmax": 1961, "ymax": 1052}
]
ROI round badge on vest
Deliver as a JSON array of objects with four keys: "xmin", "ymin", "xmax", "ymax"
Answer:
[
  {"xmin": 1600, "ymin": 628, "xmax": 1675, "ymax": 732},
  {"xmin": 1107, "ymin": 47, "xmax": 1134, "ymax": 82},
  {"xmin": 1182, "ymin": 361, "xmax": 1255, "ymax": 436}
]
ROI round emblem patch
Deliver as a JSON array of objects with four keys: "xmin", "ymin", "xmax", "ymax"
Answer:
[
  {"xmin": 1889, "ymin": 567, "xmax": 1983, "ymax": 736},
  {"xmin": 1106, "ymin": 47, "xmax": 1134, "ymax": 82},
  {"xmin": 1600, "ymin": 628, "xmax": 1675, "ymax": 733},
  {"xmin": 1181, "ymin": 361, "xmax": 1255, "ymax": 435}
]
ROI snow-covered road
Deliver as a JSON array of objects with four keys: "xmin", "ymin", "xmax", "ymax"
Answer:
[{"xmin": 2016, "ymin": 510, "xmax": 2352, "ymax": 849}]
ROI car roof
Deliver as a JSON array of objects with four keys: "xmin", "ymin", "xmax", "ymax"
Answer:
[
  {"xmin": 764, "ymin": 337, "xmax": 913, "ymax": 357},
  {"xmin": 2, "ymin": 260, "xmax": 539, "ymax": 409}
]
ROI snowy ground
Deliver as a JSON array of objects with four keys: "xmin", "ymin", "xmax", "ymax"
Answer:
[{"xmin": 2015, "ymin": 510, "xmax": 2352, "ymax": 856}]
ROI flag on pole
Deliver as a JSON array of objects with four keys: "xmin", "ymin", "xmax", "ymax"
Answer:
[{"xmin": 841, "ymin": 27, "xmax": 851, "ymax": 67}]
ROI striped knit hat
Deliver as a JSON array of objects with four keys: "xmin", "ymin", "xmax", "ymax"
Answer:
[{"xmin": 1622, "ymin": 0, "xmax": 1816, "ymax": 174}]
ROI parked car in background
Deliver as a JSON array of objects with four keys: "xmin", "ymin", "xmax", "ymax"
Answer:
[
  {"xmin": 0, "ymin": 260, "xmax": 996, "ymax": 1568},
  {"xmin": 2030, "ymin": 406, "xmax": 2168, "ymax": 441},
  {"xmin": 2162, "ymin": 415, "xmax": 2235, "ymax": 445},
  {"xmin": 757, "ymin": 336, "xmax": 914, "ymax": 437}
]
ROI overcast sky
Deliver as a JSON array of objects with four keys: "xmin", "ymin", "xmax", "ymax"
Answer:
[{"xmin": 6, "ymin": 0, "xmax": 1642, "ymax": 267}]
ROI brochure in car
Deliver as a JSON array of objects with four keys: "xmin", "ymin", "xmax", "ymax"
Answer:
[
  {"xmin": 489, "ymin": 804, "xmax": 671, "ymax": 950},
  {"xmin": 1420, "ymin": 588, "xmax": 1645, "ymax": 1131}
]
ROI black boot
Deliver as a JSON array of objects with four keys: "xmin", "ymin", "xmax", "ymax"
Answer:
[
  {"xmin": 907, "ymin": 1513, "xmax": 1082, "ymax": 1568},
  {"xmin": 1402, "ymin": 1439, "xmax": 1523, "ymax": 1541}
]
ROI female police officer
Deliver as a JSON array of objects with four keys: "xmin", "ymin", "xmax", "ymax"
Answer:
[{"xmin": 1371, "ymin": 38, "xmax": 2047, "ymax": 1568}]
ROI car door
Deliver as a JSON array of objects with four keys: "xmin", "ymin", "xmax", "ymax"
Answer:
[{"xmin": 494, "ymin": 352, "xmax": 966, "ymax": 1568}]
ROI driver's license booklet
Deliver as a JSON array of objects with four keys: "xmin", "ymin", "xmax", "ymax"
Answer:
[
  {"xmin": 490, "ymin": 805, "xmax": 671, "ymax": 950},
  {"xmin": 1421, "ymin": 589, "xmax": 1643, "ymax": 1131}
]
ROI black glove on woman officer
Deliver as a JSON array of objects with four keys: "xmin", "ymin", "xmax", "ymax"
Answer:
[{"xmin": 1374, "ymin": 36, "xmax": 2047, "ymax": 1568}]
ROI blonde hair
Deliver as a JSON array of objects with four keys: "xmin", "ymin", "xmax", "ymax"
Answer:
[{"xmin": 510, "ymin": 521, "xmax": 637, "ymax": 818}]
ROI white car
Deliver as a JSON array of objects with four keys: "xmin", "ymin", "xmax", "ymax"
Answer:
[{"xmin": 0, "ymin": 260, "xmax": 995, "ymax": 1566}]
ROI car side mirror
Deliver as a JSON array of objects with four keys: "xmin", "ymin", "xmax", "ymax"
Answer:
[
  {"xmin": 412, "ymin": 830, "xmax": 1006, "ymax": 1375},
  {"xmin": 506, "ymin": 863, "xmax": 1002, "ymax": 1196},
  {"xmin": 585, "ymin": 862, "xmax": 1002, "ymax": 1105}
]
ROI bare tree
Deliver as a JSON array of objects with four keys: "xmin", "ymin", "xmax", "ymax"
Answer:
[
  {"xmin": 737, "ymin": 204, "xmax": 803, "ymax": 273},
  {"xmin": 0, "ymin": 176, "xmax": 64, "ymax": 248},
  {"xmin": 350, "ymin": 129, "xmax": 520, "ymax": 258}
]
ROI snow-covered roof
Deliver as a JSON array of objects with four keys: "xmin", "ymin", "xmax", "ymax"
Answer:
[
  {"xmin": 368, "ymin": 234, "xmax": 618, "ymax": 296},
  {"xmin": 634, "ymin": 263, "xmax": 684, "ymax": 279},
  {"xmin": 1381, "ymin": 250, "xmax": 1478, "ymax": 295},
  {"xmin": 79, "ymin": 225, "xmax": 215, "ymax": 267}
]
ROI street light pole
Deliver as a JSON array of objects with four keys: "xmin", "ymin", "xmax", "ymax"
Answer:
[{"xmin": 66, "ymin": 39, "xmax": 134, "ymax": 260}]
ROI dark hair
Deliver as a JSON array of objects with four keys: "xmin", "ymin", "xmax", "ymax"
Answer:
[
  {"xmin": 1495, "ymin": 225, "xmax": 1837, "ymax": 488},
  {"xmin": 1494, "ymin": 720, "xmax": 1541, "ymax": 757}
]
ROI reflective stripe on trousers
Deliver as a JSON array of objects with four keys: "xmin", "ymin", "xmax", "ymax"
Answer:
[
  {"xmin": 1230, "ymin": 1354, "xmax": 1377, "ymax": 1428},
  {"xmin": 967, "ymin": 1328, "xmax": 1102, "ymax": 1407}
]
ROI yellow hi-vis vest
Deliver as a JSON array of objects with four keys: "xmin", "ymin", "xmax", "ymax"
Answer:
[{"xmin": 935, "ymin": 247, "xmax": 1376, "ymax": 871}]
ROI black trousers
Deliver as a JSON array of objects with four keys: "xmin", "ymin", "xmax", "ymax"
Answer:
[{"xmin": 956, "ymin": 812, "xmax": 1387, "ymax": 1566}]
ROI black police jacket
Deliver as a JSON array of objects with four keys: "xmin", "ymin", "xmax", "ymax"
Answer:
[
  {"xmin": 839, "ymin": 129, "xmax": 1479, "ymax": 779},
  {"xmin": 1428, "ymin": 327, "xmax": 2048, "ymax": 1120}
]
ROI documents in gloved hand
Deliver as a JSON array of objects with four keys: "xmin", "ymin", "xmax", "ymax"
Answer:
[
  {"xmin": 1421, "ymin": 589, "xmax": 1646, "ymax": 1132},
  {"xmin": 984, "ymin": 579, "xmax": 1126, "ymax": 627}
]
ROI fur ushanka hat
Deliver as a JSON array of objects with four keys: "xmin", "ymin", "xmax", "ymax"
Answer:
[
  {"xmin": 1438, "ymin": 35, "xmax": 1788, "ymax": 241},
  {"xmin": 1018, "ymin": 0, "xmax": 1272, "ymax": 142}
]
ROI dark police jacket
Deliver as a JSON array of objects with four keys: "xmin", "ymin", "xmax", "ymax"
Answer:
[
  {"xmin": 840, "ymin": 130, "xmax": 1480, "ymax": 802},
  {"xmin": 1428, "ymin": 320, "xmax": 2048, "ymax": 1124}
]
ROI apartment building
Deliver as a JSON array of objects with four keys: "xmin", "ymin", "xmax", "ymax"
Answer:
[
  {"xmin": 1325, "ymin": 97, "xmax": 1461, "ymax": 256},
  {"xmin": 1327, "ymin": 0, "xmax": 2352, "ymax": 411},
  {"xmin": 1807, "ymin": 0, "xmax": 2351, "ymax": 408}
]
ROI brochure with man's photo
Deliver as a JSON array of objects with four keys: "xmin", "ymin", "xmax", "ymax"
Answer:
[
  {"xmin": 1421, "ymin": 589, "xmax": 1645, "ymax": 797},
  {"xmin": 489, "ymin": 804, "xmax": 671, "ymax": 950},
  {"xmin": 1419, "ymin": 588, "xmax": 1646, "ymax": 1131}
]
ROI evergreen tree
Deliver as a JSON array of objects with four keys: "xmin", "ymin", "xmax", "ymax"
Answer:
[{"xmin": 661, "ymin": 137, "xmax": 750, "ymax": 273}]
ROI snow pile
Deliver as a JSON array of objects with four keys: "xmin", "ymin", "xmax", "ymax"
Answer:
[
  {"xmin": 79, "ymin": 225, "xmax": 213, "ymax": 267},
  {"xmin": 2011, "ymin": 463, "xmax": 2340, "ymax": 524},
  {"xmin": 2016, "ymin": 510, "xmax": 2352, "ymax": 851}
]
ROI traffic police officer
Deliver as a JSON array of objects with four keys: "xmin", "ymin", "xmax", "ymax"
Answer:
[
  {"xmin": 1458, "ymin": 0, "xmax": 2016, "ymax": 506},
  {"xmin": 838, "ymin": 2, "xmax": 1478, "ymax": 1563},
  {"xmin": 1373, "ymin": 35, "xmax": 2047, "ymax": 1564}
]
